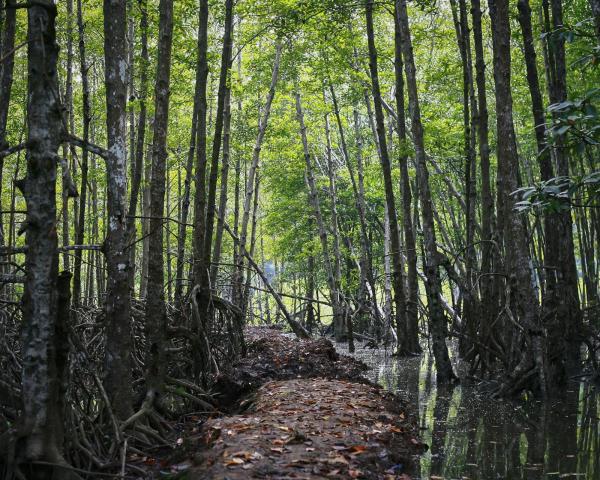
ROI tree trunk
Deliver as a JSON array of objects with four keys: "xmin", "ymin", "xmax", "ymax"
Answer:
[
  {"xmin": 103, "ymin": 0, "xmax": 133, "ymax": 420},
  {"xmin": 199, "ymin": 0, "xmax": 234, "ymax": 293},
  {"xmin": 324, "ymin": 110, "xmax": 345, "ymax": 341},
  {"xmin": 329, "ymin": 86, "xmax": 381, "ymax": 336},
  {"xmin": 18, "ymin": 3, "xmax": 73, "ymax": 474},
  {"xmin": 145, "ymin": 0, "xmax": 173, "ymax": 400},
  {"xmin": 295, "ymin": 91, "xmax": 344, "ymax": 341},
  {"xmin": 210, "ymin": 86, "xmax": 232, "ymax": 285},
  {"xmin": 60, "ymin": 0, "xmax": 74, "ymax": 272},
  {"xmin": 174, "ymin": 6, "xmax": 205, "ymax": 309},
  {"xmin": 233, "ymin": 42, "xmax": 282, "ymax": 309},
  {"xmin": 489, "ymin": 0, "xmax": 545, "ymax": 396},
  {"xmin": 73, "ymin": 0, "xmax": 92, "ymax": 304},
  {"xmin": 545, "ymin": 0, "xmax": 582, "ymax": 382},
  {"xmin": 471, "ymin": 0, "xmax": 497, "ymax": 373},
  {"xmin": 450, "ymin": 0, "xmax": 478, "ymax": 357},
  {"xmin": 365, "ymin": 0, "xmax": 409, "ymax": 354},
  {"xmin": 0, "ymin": 0, "xmax": 16, "ymax": 257},
  {"xmin": 393, "ymin": 4, "xmax": 421, "ymax": 354},
  {"xmin": 127, "ymin": 0, "xmax": 149, "ymax": 295},
  {"xmin": 395, "ymin": 0, "xmax": 456, "ymax": 381}
]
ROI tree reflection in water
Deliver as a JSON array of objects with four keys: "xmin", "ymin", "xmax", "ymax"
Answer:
[{"xmin": 337, "ymin": 343, "xmax": 599, "ymax": 479}]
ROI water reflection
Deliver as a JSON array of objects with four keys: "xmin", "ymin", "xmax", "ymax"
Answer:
[{"xmin": 336, "ymin": 343, "xmax": 599, "ymax": 479}]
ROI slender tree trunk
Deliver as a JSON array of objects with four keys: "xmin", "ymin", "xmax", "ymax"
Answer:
[
  {"xmin": 127, "ymin": 0, "xmax": 149, "ymax": 294},
  {"xmin": 365, "ymin": 0, "xmax": 409, "ymax": 354},
  {"xmin": 518, "ymin": 0, "xmax": 568, "ymax": 391},
  {"xmin": 0, "ymin": 0, "xmax": 16, "ymax": 257},
  {"xmin": 190, "ymin": 0, "xmax": 211, "ymax": 378},
  {"xmin": 199, "ymin": 0, "xmax": 234, "ymax": 294},
  {"xmin": 329, "ymin": 86, "xmax": 381, "ymax": 335},
  {"xmin": 324, "ymin": 110, "xmax": 345, "ymax": 340},
  {"xmin": 393, "ymin": 4, "xmax": 420, "ymax": 354},
  {"xmin": 233, "ymin": 42, "xmax": 282, "ymax": 308},
  {"xmin": 306, "ymin": 243, "xmax": 316, "ymax": 332},
  {"xmin": 61, "ymin": 0, "xmax": 74, "ymax": 272},
  {"xmin": 450, "ymin": 0, "xmax": 478, "ymax": 357},
  {"xmin": 103, "ymin": 0, "xmax": 133, "ymax": 419},
  {"xmin": 73, "ymin": 0, "xmax": 92, "ymax": 304},
  {"xmin": 174, "ymin": 10, "xmax": 206, "ymax": 309},
  {"xmin": 396, "ymin": 0, "xmax": 456, "ymax": 381},
  {"xmin": 471, "ymin": 0, "xmax": 497, "ymax": 373},
  {"xmin": 545, "ymin": 0, "xmax": 582, "ymax": 380},
  {"xmin": 144, "ymin": 0, "xmax": 173, "ymax": 400},
  {"xmin": 295, "ymin": 91, "xmax": 344, "ymax": 340},
  {"xmin": 192, "ymin": 0, "xmax": 210, "ymax": 279},
  {"xmin": 210, "ymin": 87, "xmax": 232, "ymax": 285},
  {"xmin": 140, "ymin": 117, "xmax": 153, "ymax": 298},
  {"xmin": 383, "ymin": 204, "xmax": 393, "ymax": 340}
]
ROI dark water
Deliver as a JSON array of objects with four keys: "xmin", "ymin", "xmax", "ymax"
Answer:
[{"xmin": 335, "ymin": 343, "xmax": 599, "ymax": 479}]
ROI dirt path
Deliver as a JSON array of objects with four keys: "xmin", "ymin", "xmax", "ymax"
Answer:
[
  {"xmin": 189, "ymin": 377, "xmax": 424, "ymax": 479},
  {"xmin": 180, "ymin": 328, "xmax": 426, "ymax": 479}
]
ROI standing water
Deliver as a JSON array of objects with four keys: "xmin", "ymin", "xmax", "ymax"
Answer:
[{"xmin": 336, "ymin": 342, "xmax": 599, "ymax": 479}]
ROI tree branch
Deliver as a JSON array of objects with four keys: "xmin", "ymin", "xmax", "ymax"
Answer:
[{"xmin": 63, "ymin": 134, "xmax": 109, "ymax": 159}]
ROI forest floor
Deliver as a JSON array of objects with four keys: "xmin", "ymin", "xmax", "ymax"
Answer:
[{"xmin": 160, "ymin": 327, "xmax": 426, "ymax": 479}]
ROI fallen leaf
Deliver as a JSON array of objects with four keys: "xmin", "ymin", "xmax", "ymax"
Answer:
[
  {"xmin": 328, "ymin": 455, "xmax": 349, "ymax": 465},
  {"xmin": 349, "ymin": 445, "xmax": 368, "ymax": 455}
]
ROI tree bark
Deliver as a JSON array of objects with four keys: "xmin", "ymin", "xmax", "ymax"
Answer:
[
  {"xmin": 489, "ymin": 0, "xmax": 546, "ymax": 396},
  {"xmin": 0, "ymin": 0, "xmax": 16, "ymax": 257},
  {"xmin": 145, "ymin": 0, "xmax": 173, "ymax": 400},
  {"xmin": 450, "ymin": 0, "xmax": 478, "ymax": 357},
  {"xmin": 72, "ymin": 0, "xmax": 92, "ymax": 304},
  {"xmin": 233, "ymin": 42, "xmax": 282, "ymax": 309},
  {"xmin": 365, "ymin": 0, "xmax": 409, "ymax": 354},
  {"xmin": 210, "ymin": 86, "xmax": 232, "ymax": 286},
  {"xmin": 393, "ymin": 3, "xmax": 421, "ymax": 354},
  {"xmin": 471, "ymin": 0, "xmax": 498, "ymax": 372},
  {"xmin": 127, "ymin": 0, "xmax": 149, "ymax": 295},
  {"xmin": 174, "ymin": 3, "xmax": 205, "ymax": 309},
  {"xmin": 190, "ymin": 0, "xmax": 210, "ymax": 378},
  {"xmin": 199, "ymin": 0, "xmax": 234, "ymax": 294},
  {"xmin": 103, "ymin": 0, "xmax": 133, "ymax": 419},
  {"xmin": 324, "ymin": 110, "xmax": 345, "ymax": 341},
  {"xmin": 395, "ymin": 0, "xmax": 456, "ymax": 381},
  {"xmin": 18, "ymin": 3, "xmax": 73, "ymax": 474},
  {"xmin": 295, "ymin": 91, "xmax": 344, "ymax": 340},
  {"xmin": 545, "ymin": 0, "xmax": 582, "ymax": 381}
]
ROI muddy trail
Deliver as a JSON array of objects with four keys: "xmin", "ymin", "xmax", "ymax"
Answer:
[{"xmin": 164, "ymin": 327, "xmax": 426, "ymax": 479}]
